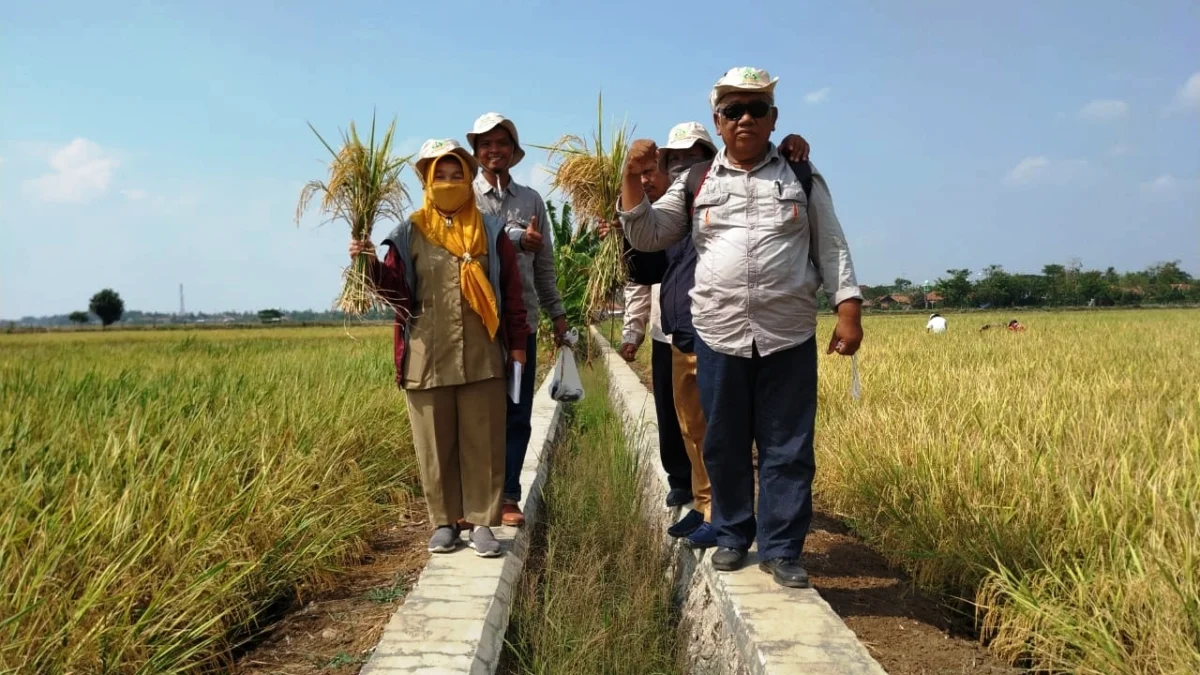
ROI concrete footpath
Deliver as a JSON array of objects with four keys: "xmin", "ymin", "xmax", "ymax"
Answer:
[
  {"xmin": 359, "ymin": 375, "xmax": 563, "ymax": 675},
  {"xmin": 592, "ymin": 327, "xmax": 888, "ymax": 675}
]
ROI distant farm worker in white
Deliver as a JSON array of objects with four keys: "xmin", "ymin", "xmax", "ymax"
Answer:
[
  {"xmin": 926, "ymin": 313, "xmax": 947, "ymax": 333},
  {"xmin": 620, "ymin": 67, "xmax": 864, "ymax": 589}
]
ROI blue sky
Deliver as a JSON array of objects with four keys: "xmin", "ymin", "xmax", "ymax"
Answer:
[{"xmin": 2, "ymin": 1, "xmax": 1197, "ymax": 318}]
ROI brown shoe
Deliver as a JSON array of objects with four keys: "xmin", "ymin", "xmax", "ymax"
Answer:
[{"xmin": 501, "ymin": 503, "xmax": 525, "ymax": 527}]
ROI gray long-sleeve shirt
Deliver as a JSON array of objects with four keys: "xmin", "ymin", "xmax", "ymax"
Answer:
[
  {"xmin": 474, "ymin": 173, "xmax": 566, "ymax": 333},
  {"xmin": 619, "ymin": 145, "xmax": 862, "ymax": 358}
]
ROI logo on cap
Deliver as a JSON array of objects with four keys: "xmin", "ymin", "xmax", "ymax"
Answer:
[{"xmin": 740, "ymin": 68, "xmax": 761, "ymax": 82}]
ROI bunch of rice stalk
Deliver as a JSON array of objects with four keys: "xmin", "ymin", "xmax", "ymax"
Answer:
[
  {"xmin": 537, "ymin": 94, "xmax": 630, "ymax": 325},
  {"xmin": 296, "ymin": 114, "xmax": 412, "ymax": 316}
]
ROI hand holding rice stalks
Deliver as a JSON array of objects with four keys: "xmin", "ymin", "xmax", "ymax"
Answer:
[
  {"xmin": 296, "ymin": 114, "xmax": 412, "ymax": 316},
  {"xmin": 536, "ymin": 94, "xmax": 631, "ymax": 325}
]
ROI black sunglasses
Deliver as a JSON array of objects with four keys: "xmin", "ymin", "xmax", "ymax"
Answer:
[{"xmin": 719, "ymin": 100, "xmax": 772, "ymax": 121}]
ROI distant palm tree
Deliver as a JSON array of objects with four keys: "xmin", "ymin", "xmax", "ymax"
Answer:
[{"xmin": 296, "ymin": 114, "xmax": 412, "ymax": 315}]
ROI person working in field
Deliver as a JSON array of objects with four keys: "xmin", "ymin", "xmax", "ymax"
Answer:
[
  {"xmin": 468, "ymin": 113, "xmax": 569, "ymax": 528},
  {"xmin": 927, "ymin": 312, "xmax": 948, "ymax": 333},
  {"xmin": 350, "ymin": 139, "xmax": 529, "ymax": 558},
  {"xmin": 620, "ymin": 67, "xmax": 863, "ymax": 589},
  {"xmin": 604, "ymin": 122, "xmax": 812, "ymax": 548}
]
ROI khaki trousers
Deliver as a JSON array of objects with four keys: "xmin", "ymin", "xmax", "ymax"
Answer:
[
  {"xmin": 671, "ymin": 346, "xmax": 712, "ymax": 521},
  {"xmin": 405, "ymin": 377, "xmax": 505, "ymax": 527}
]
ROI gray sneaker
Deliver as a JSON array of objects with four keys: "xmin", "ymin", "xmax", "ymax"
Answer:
[
  {"xmin": 428, "ymin": 526, "xmax": 459, "ymax": 553},
  {"xmin": 469, "ymin": 526, "xmax": 502, "ymax": 558}
]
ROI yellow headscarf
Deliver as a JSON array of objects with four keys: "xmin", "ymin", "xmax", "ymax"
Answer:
[{"xmin": 411, "ymin": 154, "xmax": 500, "ymax": 340}]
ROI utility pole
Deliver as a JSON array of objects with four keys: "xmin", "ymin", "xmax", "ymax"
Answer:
[{"xmin": 179, "ymin": 284, "xmax": 185, "ymax": 316}]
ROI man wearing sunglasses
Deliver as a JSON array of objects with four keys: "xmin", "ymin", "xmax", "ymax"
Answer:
[{"xmin": 618, "ymin": 67, "xmax": 864, "ymax": 589}]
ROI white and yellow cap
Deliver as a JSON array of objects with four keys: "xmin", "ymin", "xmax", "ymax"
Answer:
[
  {"xmin": 466, "ymin": 112, "xmax": 526, "ymax": 167},
  {"xmin": 663, "ymin": 121, "xmax": 718, "ymax": 154},
  {"xmin": 413, "ymin": 138, "xmax": 480, "ymax": 185},
  {"xmin": 709, "ymin": 66, "xmax": 779, "ymax": 111}
]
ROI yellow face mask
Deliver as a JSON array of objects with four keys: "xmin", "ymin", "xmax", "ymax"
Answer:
[{"xmin": 430, "ymin": 181, "xmax": 471, "ymax": 214}]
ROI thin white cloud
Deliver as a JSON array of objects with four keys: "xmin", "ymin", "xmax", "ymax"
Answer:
[
  {"xmin": 1167, "ymin": 72, "xmax": 1200, "ymax": 114},
  {"xmin": 804, "ymin": 87, "xmax": 831, "ymax": 104},
  {"xmin": 121, "ymin": 188, "xmax": 148, "ymax": 202},
  {"xmin": 1005, "ymin": 155, "xmax": 1091, "ymax": 186},
  {"xmin": 1139, "ymin": 174, "xmax": 1200, "ymax": 200},
  {"xmin": 1107, "ymin": 143, "xmax": 1131, "ymax": 157},
  {"xmin": 1078, "ymin": 99, "xmax": 1129, "ymax": 122},
  {"xmin": 1005, "ymin": 156, "xmax": 1050, "ymax": 185},
  {"xmin": 22, "ymin": 138, "xmax": 118, "ymax": 203}
]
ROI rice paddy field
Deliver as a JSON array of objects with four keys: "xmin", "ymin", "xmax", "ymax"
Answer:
[
  {"xmin": 3, "ymin": 309, "xmax": 1198, "ymax": 674},
  {"xmin": 605, "ymin": 308, "xmax": 1199, "ymax": 674},
  {"xmin": 0, "ymin": 326, "xmax": 417, "ymax": 673},
  {"xmin": 807, "ymin": 309, "xmax": 1199, "ymax": 674}
]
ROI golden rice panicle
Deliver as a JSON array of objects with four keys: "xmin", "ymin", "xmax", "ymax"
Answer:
[
  {"xmin": 538, "ymin": 94, "xmax": 633, "ymax": 328},
  {"xmin": 296, "ymin": 114, "xmax": 412, "ymax": 317}
]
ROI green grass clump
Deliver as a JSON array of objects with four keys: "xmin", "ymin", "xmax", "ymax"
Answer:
[{"xmin": 503, "ymin": 364, "xmax": 681, "ymax": 675}]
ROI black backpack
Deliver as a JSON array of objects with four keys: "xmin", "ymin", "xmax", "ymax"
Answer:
[
  {"xmin": 622, "ymin": 236, "xmax": 668, "ymax": 286},
  {"xmin": 682, "ymin": 158, "xmax": 819, "ymax": 273}
]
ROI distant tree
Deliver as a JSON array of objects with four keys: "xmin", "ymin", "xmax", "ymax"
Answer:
[
  {"xmin": 68, "ymin": 311, "xmax": 89, "ymax": 325},
  {"xmin": 974, "ymin": 265, "xmax": 1015, "ymax": 307},
  {"xmin": 258, "ymin": 308, "xmax": 284, "ymax": 323},
  {"xmin": 892, "ymin": 277, "xmax": 913, "ymax": 294},
  {"xmin": 934, "ymin": 269, "xmax": 973, "ymax": 307},
  {"xmin": 88, "ymin": 289, "xmax": 125, "ymax": 328},
  {"xmin": 859, "ymin": 284, "xmax": 891, "ymax": 300}
]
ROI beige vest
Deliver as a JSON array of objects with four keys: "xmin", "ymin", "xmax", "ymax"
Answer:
[{"xmin": 402, "ymin": 230, "xmax": 506, "ymax": 390}]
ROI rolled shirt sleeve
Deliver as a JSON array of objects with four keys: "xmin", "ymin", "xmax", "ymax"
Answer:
[
  {"xmin": 618, "ymin": 178, "xmax": 691, "ymax": 253},
  {"xmin": 808, "ymin": 172, "xmax": 863, "ymax": 307},
  {"xmin": 621, "ymin": 281, "xmax": 650, "ymax": 347}
]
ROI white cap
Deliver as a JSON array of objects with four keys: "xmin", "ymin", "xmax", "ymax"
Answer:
[
  {"xmin": 709, "ymin": 66, "xmax": 779, "ymax": 111},
  {"xmin": 413, "ymin": 139, "xmax": 479, "ymax": 185},
  {"xmin": 663, "ymin": 121, "xmax": 718, "ymax": 154},
  {"xmin": 466, "ymin": 112, "xmax": 526, "ymax": 167}
]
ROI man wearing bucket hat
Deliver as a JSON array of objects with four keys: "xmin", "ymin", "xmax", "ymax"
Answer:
[
  {"xmin": 607, "ymin": 122, "xmax": 811, "ymax": 549},
  {"xmin": 619, "ymin": 67, "xmax": 864, "ymax": 589},
  {"xmin": 467, "ymin": 112, "xmax": 568, "ymax": 528}
]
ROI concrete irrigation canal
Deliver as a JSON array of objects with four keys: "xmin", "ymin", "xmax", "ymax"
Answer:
[{"xmin": 356, "ymin": 329, "xmax": 884, "ymax": 674}]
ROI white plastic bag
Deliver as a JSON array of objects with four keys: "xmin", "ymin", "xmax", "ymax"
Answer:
[{"xmin": 549, "ymin": 328, "xmax": 585, "ymax": 402}]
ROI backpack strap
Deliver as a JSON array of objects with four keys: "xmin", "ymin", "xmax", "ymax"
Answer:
[
  {"xmin": 787, "ymin": 159, "xmax": 819, "ymax": 275},
  {"xmin": 788, "ymin": 159, "xmax": 813, "ymax": 200},
  {"xmin": 683, "ymin": 160, "xmax": 714, "ymax": 220}
]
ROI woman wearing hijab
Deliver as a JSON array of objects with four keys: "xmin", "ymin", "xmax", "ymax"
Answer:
[{"xmin": 350, "ymin": 138, "xmax": 530, "ymax": 557}]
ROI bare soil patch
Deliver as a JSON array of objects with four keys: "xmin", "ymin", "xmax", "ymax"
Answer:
[{"xmin": 235, "ymin": 506, "xmax": 429, "ymax": 675}]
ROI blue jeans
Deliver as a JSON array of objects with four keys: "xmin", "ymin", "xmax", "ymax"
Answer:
[
  {"xmin": 694, "ymin": 337, "xmax": 818, "ymax": 560},
  {"xmin": 503, "ymin": 333, "xmax": 538, "ymax": 502}
]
